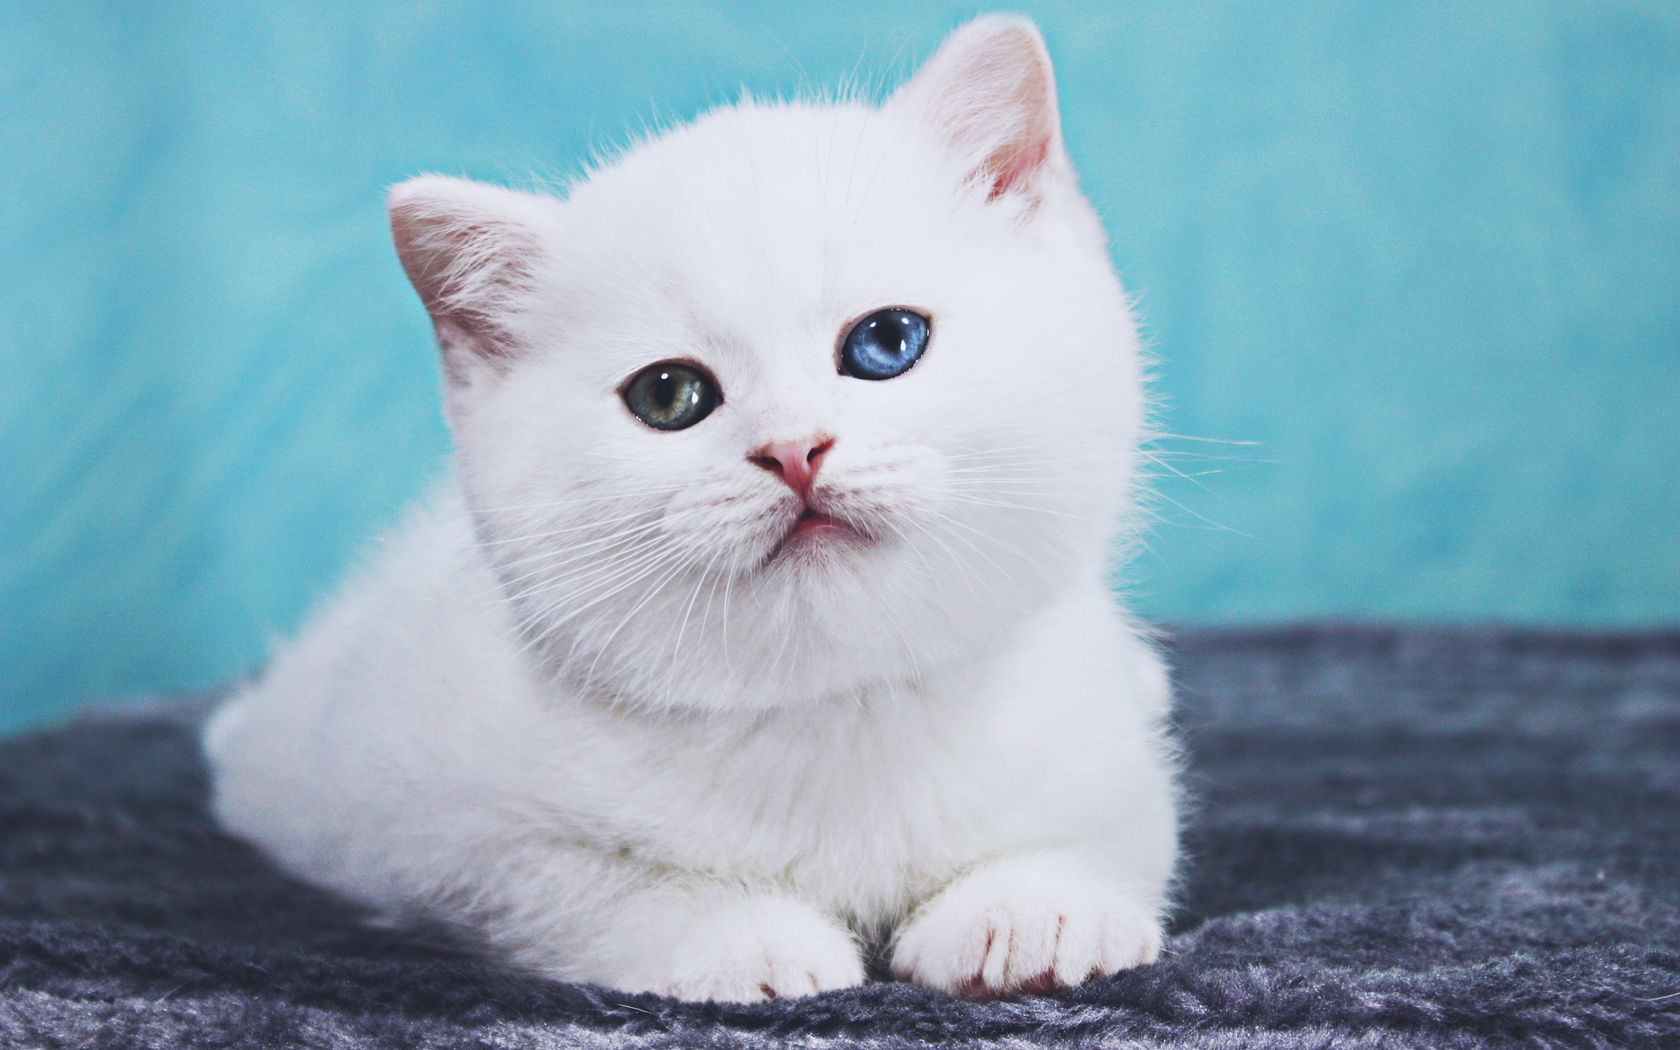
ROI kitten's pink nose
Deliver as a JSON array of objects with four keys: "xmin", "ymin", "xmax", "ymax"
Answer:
[{"xmin": 749, "ymin": 436, "xmax": 834, "ymax": 499}]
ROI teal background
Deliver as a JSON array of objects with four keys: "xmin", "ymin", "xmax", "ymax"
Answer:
[{"xmin": 3, "ymin": 1, "xmax": 1677, "ymax": 733}]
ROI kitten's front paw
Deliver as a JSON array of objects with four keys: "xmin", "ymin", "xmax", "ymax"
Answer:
[
  {"xmin": 891, "ymin": 858, "xmax": 1162, "ymax": 998},
  {"xmin": 657, "ymin": 896, "xmax": 864, "ymax": 1002}
]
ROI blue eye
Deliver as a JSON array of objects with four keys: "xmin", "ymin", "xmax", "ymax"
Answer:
[{"xmin": 839, "ymin": 309, "xmax": 930, "ymax": 380}]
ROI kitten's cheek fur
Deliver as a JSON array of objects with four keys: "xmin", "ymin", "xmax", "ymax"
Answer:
[{"xmin": 890, "ymin": 855, "xmax": 1163, "ymax": 998}]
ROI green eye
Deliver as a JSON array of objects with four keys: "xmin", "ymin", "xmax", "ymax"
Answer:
[{"xmin": 621, "ymin": 361, "xmax": 720, "ymax": 431}]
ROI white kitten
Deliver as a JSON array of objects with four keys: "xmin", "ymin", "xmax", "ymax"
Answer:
[{"xmin": 204, "ymin": 15, "xmax": 1179, "ymax": 1002}]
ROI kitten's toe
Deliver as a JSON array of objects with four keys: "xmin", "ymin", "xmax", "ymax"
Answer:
[
  {"xmin": 891, "ymin": 857, "xmax": 1161, "ymax": 998},
  {"xmin": 656, "ymin": 895, "xmax": 864, "ymax": 1003}
]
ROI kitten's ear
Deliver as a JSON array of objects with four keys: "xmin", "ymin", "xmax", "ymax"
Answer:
[
  {"xmin": 891, "ymin": 15, "xmax": 1066, "ymax": 203},
  {"xmin": 388, "ymin": 175, "xmax": 556, "ymax": 381}
]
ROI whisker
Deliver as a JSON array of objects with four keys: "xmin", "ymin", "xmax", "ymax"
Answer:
[
  {"xmin": 510, "ymin": 534, "xmax": 676, "ymax": 609},
  {"xmin": 1137, "ymin": 488, "xmax": 1252, "ymax": 537},
  {"xmin": 671, "ymin": 545, "xmax": 727, "ymax": 664},
  {"xmin": 487, "ymin": 518, "xmax": 669, "ymax": 573},
  {"xmin": 490, "ymin": 529, "xmax": 671, "ymax": 599},
  {"xmin": 584, "ymin": 548, "xmax": 703, "ymax": 685},
  {"xmin": 478, "ymin": 509, "xmax": 669, "ymax": 548},
  {"xmin": 1145, "ymin": 432, "xmax": 1262, "ymax": 446},
  {"xmin": 935, "ymin": 494, "xmax": 1091, "ymax": 520},
  {"xmin": 518, "ymin": 551, "xmax": 682, "ymax": 663},
  {"xmin": 469, "ymin": 482, "xmax": 692, "ymax": 516}
]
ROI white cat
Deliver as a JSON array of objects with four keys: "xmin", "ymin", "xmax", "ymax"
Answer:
[{"xmin": 204, "ymin": 14, "xmax": 1178, "ymax": 1002}]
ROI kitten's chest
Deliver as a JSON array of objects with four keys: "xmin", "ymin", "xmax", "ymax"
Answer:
[{"xmin": 561, "ymin": 686, "xmax": 1035, "ymax": 921}]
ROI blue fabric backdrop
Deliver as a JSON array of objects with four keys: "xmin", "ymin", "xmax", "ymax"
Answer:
[{"xmin": 3, "ymin": 0, "xmax": 1677, "ymax": 732}]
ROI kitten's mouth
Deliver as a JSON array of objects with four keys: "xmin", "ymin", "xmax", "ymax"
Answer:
[
  {"xmin": 765, "ymin": 505, "xmax": 869, "ymax": 563},
  {"xmin": 790, "ymin": 508, "xmax": 847, "ymax": 540}
]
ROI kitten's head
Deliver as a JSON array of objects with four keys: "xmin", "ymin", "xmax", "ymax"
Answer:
[{"xmin": 389, "ymin": 15, "xmax": 1146, "ymax": 712}]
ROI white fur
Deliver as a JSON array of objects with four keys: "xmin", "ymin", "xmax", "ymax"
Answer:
[{"xmin": 204, "ymin": 15, "xmax": 1179, "ymax": 1002}]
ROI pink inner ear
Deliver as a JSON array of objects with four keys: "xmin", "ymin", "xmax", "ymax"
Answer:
[
  {"xmin": 984, "ymin": 44, "xmax": 1059, "ymax": 201},
  {"xmin": 897, "ymin": 19, "xmax": 1064, "ymax": 204},
  {"xmin": 406, "ymin": 221, "xmax": 516, "ymax": 359},
  {"xmin": 389, "ymin": 210, "xmax": 531, "ymax": 365},
  {"xmin": 985, "ymin": 134, "xmax": 1052, "ymax": 201},
  {"xmin": 391, "ymin": 217, "xmax": 486, "ymax": 319}
]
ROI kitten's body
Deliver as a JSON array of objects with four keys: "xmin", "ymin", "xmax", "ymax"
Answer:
[{"xmin": 206, "ymin": 16, "xmax": 1179, "ymax": 1001}]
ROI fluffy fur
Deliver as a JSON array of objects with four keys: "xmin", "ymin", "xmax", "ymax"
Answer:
[{"xmin": 203, "ymin": 15, "xmax": 1179, "ymax": 1002}]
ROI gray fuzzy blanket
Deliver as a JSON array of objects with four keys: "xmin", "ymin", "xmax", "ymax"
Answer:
[{"xmin": 1, "ymin": 626, "xmax": 1676, "ymax": 1048}]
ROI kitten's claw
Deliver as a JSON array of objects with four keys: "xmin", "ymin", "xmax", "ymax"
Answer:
[
  {"xmin": 891, "ymin": 858, "xmax": 1162, "ymax": 998},
  {"xmin": 653, "ymin": 896, "xmax": 864, "ymax": 1003}
]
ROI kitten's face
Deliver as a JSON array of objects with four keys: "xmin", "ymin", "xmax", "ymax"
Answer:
[{"xmin": 391, "ymin": 24, "xmax": 1145, "ymax": 711}]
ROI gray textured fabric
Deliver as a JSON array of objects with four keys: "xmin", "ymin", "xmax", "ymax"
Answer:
[{"xmin": 0, "ymin": 626, "xmax": 1676, "ymax": 1048}]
